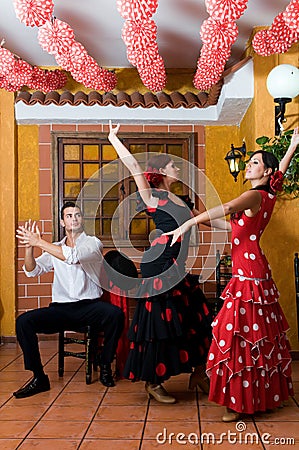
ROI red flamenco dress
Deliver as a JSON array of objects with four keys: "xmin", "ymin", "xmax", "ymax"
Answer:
[
  {"xmin": 123, "ymin": 190, "xmax": 212, "ymax": 384},
  {"xmin": 207, "ymin": 188, "xmax": 294, "ymax": 414}
]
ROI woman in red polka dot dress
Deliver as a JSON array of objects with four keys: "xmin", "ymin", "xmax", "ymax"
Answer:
[
  {"xmin": 165, "ymin": 127, "xmax": 299, "ymax": 419},
  {"xmin": 108, "ymin": 122, "xmax": 214, "ymax": 403}
]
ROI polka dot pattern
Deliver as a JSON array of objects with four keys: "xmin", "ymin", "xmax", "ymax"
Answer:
[{"xmin": 206, "ymin": 189, "xmax": 293, "ymax": 415}]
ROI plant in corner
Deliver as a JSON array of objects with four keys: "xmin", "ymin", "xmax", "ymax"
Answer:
[{"xmin": 255, "ymin": 129, "xmax": 299, "ymax": 198}]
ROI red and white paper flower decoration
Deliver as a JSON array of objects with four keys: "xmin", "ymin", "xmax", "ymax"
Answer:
[
  {"xmin": 38, "ymin": 18, "xmax": 75, "ymax": 56},
  {"xmin": 283, "ymin": 0, "xmax": 299, "ymax": 33},
  {"xmin": 26, "ymin": 67, "xmax": 67, "ymax": 92},
  {"xmin": 37, "ymin": 17, "xmax": 117, "ymax": 91},
  {"xmin": 193, "ymin": 0, "xmax": 248, "ymax": 91},
  {"xmin": 139, "ymin": 55, "xmax": 166, "ymax": 92},
  {"xmin": 200, "ymin": 17, "xmax": 238, "ymax": 49},
  {"xmin": 0, "ymin": 48, "xmax": 16, "ymax": 75},
  {"xmin": 253, "ymin": 8, "xmax": 299, "ymax": 56},
  {"xmin": 118, "ymin": 0, "xmax": 166, "ymax": 92},
  {"xmin": 116, "ymin": 0, "xmax": 158, "ymax": 21},
  {"xmin": 56, "ymin": 42, "xmax": 88, "ymax": 72},
  {"xmin": 13, "ymin": 0, "xmax": 54, "ymax": 27},
  {"xmin": 194, "ymin": 62, "xmax": 224, "ymax": 91},
  {"xmin": 251, "ymin": 30, "xmax": 272, "ymax": 56},
  {"xmin": 122, "ymin": 19, "xmax": 159, "ymax": 68},
  {"xmin": 5, "ymin": 59, "xmax": 33, "ymax": 88},
  {"xmin": 205, "ymin": 0, "xmax": 248, "ymax": 22},
  {"xmin": 0, "ymin": 43, "xmax": 67, "ymax": 92},
  {"xmin": 11, "ymin": 0, "xmax": 117, "ymax": 91}
]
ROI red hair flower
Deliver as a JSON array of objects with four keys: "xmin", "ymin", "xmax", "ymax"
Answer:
[
  {"xmin": 144, "ymin": 166, "xmax": 163, "ymax": 187},
  {"xmin": 270, "ymin": 171, "xmax": 284, "ymax": 192}
]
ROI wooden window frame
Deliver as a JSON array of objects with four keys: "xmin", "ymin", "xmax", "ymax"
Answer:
[{"xmin": 52, "ymin": 131, "xmax": 196, "ymax": 247}]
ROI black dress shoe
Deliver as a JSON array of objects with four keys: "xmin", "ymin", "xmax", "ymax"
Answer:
[
  {"xmin": 99, "ymin": 364, "xmax": 115, "ymax": 387},
  {"xmin": 13, "ymin": 375, "xmax": 50, "ymax": 399}
]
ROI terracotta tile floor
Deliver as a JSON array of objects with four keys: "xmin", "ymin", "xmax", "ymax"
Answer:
[{"xmin": 0, "ymin": 341, "xmax": 298, "ymax": 449}]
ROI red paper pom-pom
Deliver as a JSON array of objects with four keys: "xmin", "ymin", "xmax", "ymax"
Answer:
[
  {"xmin": 252, "ymin": 30, "xmax": 273, "ymax": 56},
  {"xmin": 56, "ymin": 42, "xmax": 89, "ymax": 72},
  {"xmin": 269, "ymin": 12, "xmax": 298, "ymax": 53},
  {"xmin": 43, "ymin": 69, "xmax": 67, "ymax": 91},
  {"xmin": 0, "ymin": 48, "xmax": 15, "ymax": 76},
  {"xmin": 5, "ymin": 59, "xmax": 33, "ymax": 87},
  {"xmin": 283, "ymin": 0, "xmax": 299, "ymax": 32},
  {"xmin": 193, "ymin": 61, "xmax": 223, "ymax": 90},
  {"xmin": 117, "ymin": 0, "xmax": 158, "ymax": 20},
  {"xmin": 27, "ymin": 66, "xmax": 48, "ymax": 90},
  {"xmin": 205, "ymin": 0, "xmax": 248, "ymax": 22},
  {"xmin": 139, "ymin": 55, "xmax": 166, "ymax": 92},
  {"xmin": 13, "ymin": 0, "xmax": 54, "ymax": 27},
  {"xmin": 254, "ymin": 12, "xmax": 299, "ymax": 55},
  {"xmin": 200, "ymin": 17, "xmax": 238, "ymax": 49},
  {"xmin": 122, "ymin": 19, "xmax": 157, "ymax": 46},
  {"xmin": 73, "ymin": 67, "xmax": 117, "ymax": 91},
  {"xmin": 199, "ymin": 44, "xmax": 231, "ymax": 66},
  {"xmin": 38, "ymin": 18, "xmax": 75, "ymax": 56},
  {"xmin": 27, "ymin": 67, "xmax": 67, "ymax": 92}
]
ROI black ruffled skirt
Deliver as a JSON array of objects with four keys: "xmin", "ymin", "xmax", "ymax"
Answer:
[{"xmin": 123, "ymin": 273, "xmax": 212, "ymax": 384}]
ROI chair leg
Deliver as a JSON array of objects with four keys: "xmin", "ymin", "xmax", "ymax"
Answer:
[
  {"xmin": 58, "ymin": 331, "xmax": 65, "ymax": 377},
  {"xmin": 91, "ymin": 333, "xmax": 99, "ymax": 372},
  {"xmin": 85, "ymin": 326, "xmax": 92, "ymax": 385}
]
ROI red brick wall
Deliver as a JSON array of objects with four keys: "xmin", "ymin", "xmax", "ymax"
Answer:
[{"xmin": 17, "ymin": 122, "xmax": 231, "ymax": 318}]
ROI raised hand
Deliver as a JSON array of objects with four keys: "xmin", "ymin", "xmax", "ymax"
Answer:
[
  {"xmin": 108, "ymin": 120, "xmax": 120, "ymax": 140},
  {"xmin": 16, "ymin": 219, "xmax": 41, "ymax": 248},
  {"xmin": 290, "ymin": 126, "xmax": 299, "ymax": 148}
]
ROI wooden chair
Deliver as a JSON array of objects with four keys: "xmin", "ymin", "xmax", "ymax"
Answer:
[
  {"xmin": 212, "ymin": 250, "xmax": 232, "ymax": 315},
  {"xmin": 58, "ymin": 250, "xmax": 138, "ymax": 384},
  {"xmin": 58, "ymin": 326, "xmax": 102, "ymax": 384}
]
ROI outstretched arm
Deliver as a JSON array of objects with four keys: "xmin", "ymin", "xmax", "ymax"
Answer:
[
  {"xmin": 165, "ymin": 190, "xmax": 261, "ymax": 246},
  {"xmin": 108, "ymin": 121, "xmax": 158, "ymax": 208},
  {"xmin": 192, "ymin": 208, "xmax": 232, "ymax": 231},
  {"xmin": 279, "ymin": 127, "xmax": 299, "ymax": 174}
]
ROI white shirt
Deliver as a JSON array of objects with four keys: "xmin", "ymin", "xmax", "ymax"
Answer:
[{"xmin": 23, "ymin": 232, "xmax": 103, "ymax": 303}]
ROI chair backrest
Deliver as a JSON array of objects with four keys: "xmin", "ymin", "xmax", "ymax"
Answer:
[{"xmin": 216, "ymin": 250, "xmax": 232, "ymax": 299}]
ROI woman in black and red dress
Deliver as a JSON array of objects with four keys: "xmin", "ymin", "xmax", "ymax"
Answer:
[
  {"xmin": 166, "ymin": 127, "xmax": 299, "ymax": 420},
  {"xmin": 108, "ymin": 122, "xmax": 216, "ymax": 403}
]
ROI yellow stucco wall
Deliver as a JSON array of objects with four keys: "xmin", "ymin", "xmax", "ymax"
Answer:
[
  {"xmin": 206, "ymin": 41, "xmax": 299, "ymax": 351},
  {"xmin": 18, "ymin": 126, "xmax": 40, "ymax": 221},
  {"xmin": 0, "ymin": 91, "xmax": 17, "ymax": 336}
]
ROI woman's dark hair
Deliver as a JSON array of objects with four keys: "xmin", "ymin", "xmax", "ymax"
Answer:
[
  {"xmin": 60, "ymin": 201, "xmax": 82, "ymax": 219},
  {"xmin": 145, "ymin": 153, "xmax": 172, "ymax": 188},
  {"xmin": 146, "ymin": 153, "xmax": 171, "ymax": 171},
  {"xmin": 249, "ymin": 150, "xmax": 279, "ymax": 193},
  {"xmin": 232, "ymin": 150, "xmax": 280, "ymax": 221},
  {"xmin": 250, "ymin": 150, "xmax": 279, "ymax": 173}
]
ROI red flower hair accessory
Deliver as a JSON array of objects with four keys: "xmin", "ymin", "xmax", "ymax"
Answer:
[
  {"xmin": 144, "ymin": 166, "xmax": 163, "ymax": 187},
  {"xmin": 269, "ymin": 170, "xmax": 284, "ymax": 192}
]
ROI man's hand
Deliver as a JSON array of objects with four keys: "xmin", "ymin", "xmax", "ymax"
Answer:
[{"xmin": 16, "ymin": 219, "xmax": 42, "ymax": 248}]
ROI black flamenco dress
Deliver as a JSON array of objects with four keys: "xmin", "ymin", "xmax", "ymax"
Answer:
[{"xmin": 123, "ymin": 189, "xmax": 212, "ymax": 384}]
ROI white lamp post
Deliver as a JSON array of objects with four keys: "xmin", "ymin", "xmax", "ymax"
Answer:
[{"xmin": 266, "ymin": 64, "xmax": 299, "ymax": 135}]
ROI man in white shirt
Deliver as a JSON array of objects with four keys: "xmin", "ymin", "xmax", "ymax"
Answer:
[{"xmin": 14, "ymin": 202, "xmax": 124, "ymax": 398}]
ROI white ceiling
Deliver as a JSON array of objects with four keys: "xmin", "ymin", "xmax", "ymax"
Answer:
[{"xmin": 0, "ymin": 0, "xmax": 291, "ymax": 69}]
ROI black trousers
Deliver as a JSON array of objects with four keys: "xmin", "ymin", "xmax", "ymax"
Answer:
[{"xmin": 16, "ymin": 299, "xmax": 125, "ymax": 373}]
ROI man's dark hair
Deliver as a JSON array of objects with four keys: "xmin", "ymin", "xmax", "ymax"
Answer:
[{"xmin": 60, "ymin": 201, "xmax": 83, "ymax": 220}]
